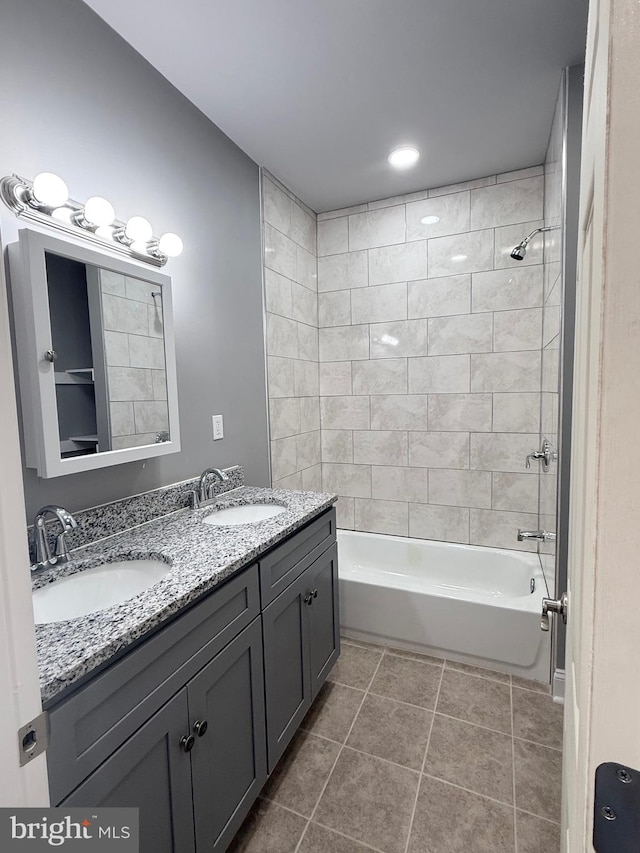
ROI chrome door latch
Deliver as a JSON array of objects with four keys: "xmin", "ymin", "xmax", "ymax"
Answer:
[
  {"xmin": 540, "ymin": 592, "xmax": 568, "ymax": 631},
  {"xmin": 18, "ymin": 711, "xmax": 49, "ymax": 766}
]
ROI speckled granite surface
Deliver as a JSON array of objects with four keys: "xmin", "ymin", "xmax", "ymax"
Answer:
[
  {"xmin": 34, "ymin": 486, "xmax": 337, "ymax": 705},
  {"xmin": 27, "ymin": 466, "xmax": 245, "ymax": 563}
]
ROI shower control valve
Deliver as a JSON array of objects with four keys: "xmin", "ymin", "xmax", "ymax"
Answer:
[{"xmin": 525, "ymin": 440, "xmax": 558, "ymax": 472}]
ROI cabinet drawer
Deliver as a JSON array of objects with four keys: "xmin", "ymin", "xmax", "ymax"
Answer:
[
  {"xmin": 259, "ymin": 508, "xmax": 336, "ymax": 606},
  {"xmin": 48, "ymin": 564, "xmax": 259, "ymax": 805}
]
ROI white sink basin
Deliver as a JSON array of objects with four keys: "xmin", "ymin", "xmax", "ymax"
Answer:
[
  {"xmin": 32, "ymin": 559, "xmax": 170, "ymax": 625},
  {"xmin": 203, "ymin": 503, "xmax": 286, "ymax": 526}
]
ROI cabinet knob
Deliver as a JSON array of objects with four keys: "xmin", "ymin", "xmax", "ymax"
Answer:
[
  {"xmin": 304, "ymin": 592, "xmax": 313, "ymax": 605},
  {"xmin": 312, "ymin": 589, "xmax": 318, "ymax": 598},
  {"xmin": 193, "ymin": 719, "xmax": 208, "ymax": 738},
  {"xmin": 44, "ymin": 349, "xmax": 57, "ymax": 363},
  {"xmin": 180, "ymin": 734, "xmax": 196, "ymax": 753}
]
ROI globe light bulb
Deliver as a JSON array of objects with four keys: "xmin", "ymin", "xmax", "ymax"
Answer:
[
  {"xmin": 31, "ymin": 172, "xmax": 69, "ymax": 208},
  {"xmin": 51, "ymin": 206, "xmax": 73, "ymax": 224},
  {"xmin": 158, "ymin": 232, "xmax": 183, "ymax": 257},
  {"xmin": 125, "ymin": 216, "xmax": 153, "ymax": 242},
  {"xmin": 83, "ymin": 196, "xmax": 115, "ymax": 227}
]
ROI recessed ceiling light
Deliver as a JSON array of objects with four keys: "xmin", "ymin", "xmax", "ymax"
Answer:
[
  {"xmin": 420, "ymin": 215, "xmax": 440, "ymax": 225},
  {"xmin": 451, "ymin": 254, "xmax": 468, "ymax": 262},
  {"xmin": 388, "ymin": 147, "xmax": 420, "ymax": 169}
]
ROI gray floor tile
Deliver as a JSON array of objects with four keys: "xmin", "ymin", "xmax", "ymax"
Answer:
[
  {"xmin": 329, "ymin": 643, "xmax": 383, "ymax": 690},
  {"xmin": 347, "ymin": 693, "xmax": 432, "ymax": 770},
  {"xmin": 445, "ymin": 659, "xmax": 511, "ymax": 684},
  {"xmin": 408, "ymin": 775, "xmax": 515, "ymax": 853},
  {"xmin": 302, "ymin": 681, "xmax": 365, "ymax": 743},
  {"xmin": 514, "ymin": 739, "xmax": 562, "ymax": 822},
  {"xmin": 425, "ymin": 714, "xmax": 514, "ymax": 804},
  {"xmin": 384, "ymin": 646, "xmax": 445, "ymax": 666},
  {"xmin": 369, "ymin": 652, "xmax": 442, "ymax": 709},
  {"xmin": 262, "ymin": 729, "xmax": 341, "ymax": 816},
  {"xmin": 512, "ymin": 687, "xmax": 564, "ymax": 750},
  {"xmin": 516, "ymin": 811, "xmax": 561, "ymax": 853},
  {"xmin": 437, "ymin": 669, "xmax": 512, "ymax": 733},
  {"xmin": 227, "ymin": 798, "xmax": 307, "ymax": 853},
  {"xmin": 315, "ymin": 747, "xmax": 420, "ymax": 853},
  {"xmin": 511, "ymin": 675, "xmax": 550, "ymax": 694},
  {"xmin": 300, "ymin": 823, "xmax": 376, "ymax": 853}
]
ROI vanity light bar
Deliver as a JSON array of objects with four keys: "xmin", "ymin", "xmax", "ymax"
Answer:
[{"xmin": 0, "ymin": 173, "xmax": 183, "ymax": 268}]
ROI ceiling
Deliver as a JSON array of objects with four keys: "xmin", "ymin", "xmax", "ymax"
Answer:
[{"xmin": 82, "ymin": 0, "xmax": 588, "ymax": 212}]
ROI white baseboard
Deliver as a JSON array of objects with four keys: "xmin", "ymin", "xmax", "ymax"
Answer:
[{"xmin": 553, "ymin": 668, "xmax": 566, "ymax": 703}]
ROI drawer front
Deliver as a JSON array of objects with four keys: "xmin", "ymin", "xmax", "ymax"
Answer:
[
  {"xmin": 48, "ymin": 564, "xmax": 260, "ymax": 805},
  {"xmin": 259, "ymin": 508, "xmax": 336, "ymax": 606}
]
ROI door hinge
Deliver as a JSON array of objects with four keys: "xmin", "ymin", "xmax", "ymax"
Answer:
[
  {"xmin": 18, "ymin": 711, "xmax": 49, "ymax": 766},
  {"xmin": 594, "ymin": 762, "xmax": 640, "ymax": 851}
]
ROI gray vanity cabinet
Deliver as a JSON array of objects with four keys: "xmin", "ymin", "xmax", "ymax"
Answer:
[
  {"xmin": 63, "ymin": 690, "xmax": 196, "ymax": 853},
  {"xmin": 62, "ymin": 618, "xmax": 266, "ymax": 853},
  {"xmin": 46, "ymin": 507, "xmax": 338, "ymax": 852},
  {"xmin": 189, "ymin": 617, "xmax": 267, "ymax": 851},
  {"xmin": 262, "ymin": 540, "xmax": 339, "ymax": 771}
]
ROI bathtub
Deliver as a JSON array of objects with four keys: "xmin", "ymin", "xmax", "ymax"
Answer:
[{"xmin": 338, "ymin": 530, "xmax": 550, "ymax": 682}]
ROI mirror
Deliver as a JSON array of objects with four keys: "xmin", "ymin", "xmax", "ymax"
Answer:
[{"xmin": 9, "ymin": 228, "xmax": 181, "ymax": 477}]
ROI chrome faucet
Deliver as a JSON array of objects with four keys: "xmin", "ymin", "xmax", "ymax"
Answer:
[
  {"xmin": 33, "ymin": 505, "xmax": 78, "ymax": 570},
  {"xmin": 517, "ymin": 529, "xmax": 557, "ymax": 543},
  {"xmin": 190, "ymin": 467, "xmax": 230, "ymax": 508}
]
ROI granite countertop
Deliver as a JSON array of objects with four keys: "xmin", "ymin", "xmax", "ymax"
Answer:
[{"xmin": 34, "ymin": 486, "xmax": 337, "ymax": 705}]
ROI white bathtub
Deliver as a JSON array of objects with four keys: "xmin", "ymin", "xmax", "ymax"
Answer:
[{"xmin": 338, "ymin": 530, "xmax": 550, "ymax": 682}]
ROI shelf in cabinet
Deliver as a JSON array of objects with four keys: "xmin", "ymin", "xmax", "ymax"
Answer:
[{"xmin": 55, "ymin": 368, "xmax": 95, "ymax": 385}]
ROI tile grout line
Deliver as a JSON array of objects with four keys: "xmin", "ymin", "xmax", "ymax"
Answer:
[
  {"xmin": 293, "ymin": 652, "xmax": 386, "ymax": 853},
  {"xmin": 403, "ymin": 661, "xmax": 446, "ymax": 853}
]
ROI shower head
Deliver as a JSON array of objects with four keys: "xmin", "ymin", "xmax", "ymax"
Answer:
[
  {"xmin": 510, "ymin": 242, "xmax": 528, "ymax": 261},
  {"xmin": 510, "ymin": 225, "xmax": 560, "ymax": 262}
]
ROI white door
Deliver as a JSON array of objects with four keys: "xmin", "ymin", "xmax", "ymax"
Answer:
[
  {"xmin": 0, "ymin": 229, "xmax": 49, "ymax": 806},
  {"xmin": 563, "ymin": 0, "xmax": 640, "ymax": 848}
]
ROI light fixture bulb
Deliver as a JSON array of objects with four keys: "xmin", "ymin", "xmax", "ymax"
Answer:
[
  {"xmin": 31, "ymin": 172, "xmax": 69, "ymax": 208},
  {"xmin": 95, "ymin": 225, "xmax": 114, "ymax": 239},
  {"xmin": 420, "ymin": 215, "xmax": 440, "ymax": 225},
  {"xmin": 125, "ymin": 216, "xmax": 153, "ymax": 242},
  {"xmin": 83, "ymin": 196, "xmax": 115, "ymax": 227},
  {"xmin": 51, "ymin": 206, "xmax": 73, "ymax": 224},
  {"xmin": 388, "ymin": 147, "xmax": 420, "ymax": 169},
  {"xmin": 158, "ymin": 232, "xmax": 183, "ymax": 257}
]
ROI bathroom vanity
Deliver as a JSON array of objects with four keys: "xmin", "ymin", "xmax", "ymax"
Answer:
[{"xmin": 36, "ymin": 488, "xmax": 338, "ymax": 852}]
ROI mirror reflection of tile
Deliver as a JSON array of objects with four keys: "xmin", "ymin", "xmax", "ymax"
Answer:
[{"xmin": 100, "ymin": 269, "xmax": 169, "ymax": 450}]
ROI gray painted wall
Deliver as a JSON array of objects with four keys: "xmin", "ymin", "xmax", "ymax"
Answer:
[{"xmin": 0, "ymin": 0, "xmax": 270, "ymax": 519}]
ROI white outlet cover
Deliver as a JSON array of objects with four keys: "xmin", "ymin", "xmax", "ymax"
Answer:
[{"xmin": 212, "ymin": 415, "xmax": 224, "ymax": 440}]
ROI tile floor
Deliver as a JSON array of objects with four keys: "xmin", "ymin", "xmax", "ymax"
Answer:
[{"xmin": 229, "ymin": 639, "xmax": 563, "ymax": 853}]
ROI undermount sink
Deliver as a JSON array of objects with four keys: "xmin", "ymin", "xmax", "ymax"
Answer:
[
  {"xmin": 32, "ymin": 559, "xmax": 171, "ymax": 625},
  {"xmin": 203, "ymin": 503, "xmax": 286, "ymax": 527}
]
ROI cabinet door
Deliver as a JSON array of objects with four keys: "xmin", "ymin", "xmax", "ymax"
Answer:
[
  {"xmin": 62, "ymin": 690, "xmax": 195, "ymax": 853},
  {"xmin": 262, "ymin": 569, "xmax": 311, "ymax": 771},
  {"xmin": 188, "ymin": 618, "xmax": 267, "ymax": 852},
  {"xmin": 306, "ymin": 543, "xmax": 340, "ymax": 699}
]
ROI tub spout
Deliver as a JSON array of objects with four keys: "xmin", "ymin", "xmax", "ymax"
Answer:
[{"xmin": 517, "ymin": 530, "xmax": 556, "ymax": 543}]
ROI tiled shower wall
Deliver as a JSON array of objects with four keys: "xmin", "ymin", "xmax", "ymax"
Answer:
[
  {"xmin": 539, "ymin": 86, "xmax": 565, "ymax": 580},
  {"xmin": 316, "ymin": 169, "xmax": 547, "ymax": 551},
  {"xmin": 262, "ymin": 172, "xmax": 322, "ymax": 490}
]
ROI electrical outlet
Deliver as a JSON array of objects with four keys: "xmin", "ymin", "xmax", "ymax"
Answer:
[{"xmin": 212, "ymin": 415, "xmax": 224, "ymax": 441}]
